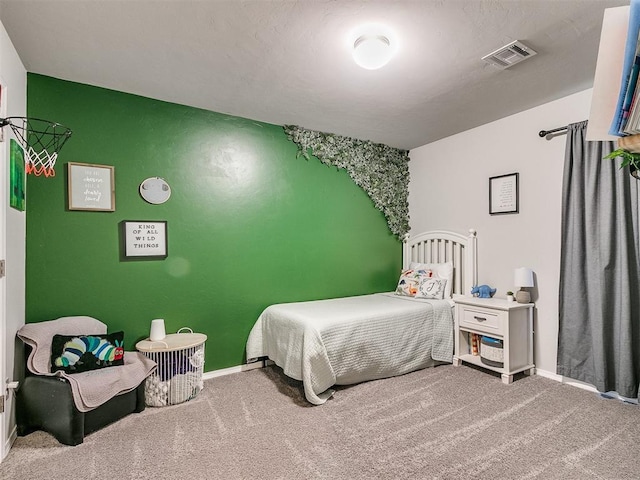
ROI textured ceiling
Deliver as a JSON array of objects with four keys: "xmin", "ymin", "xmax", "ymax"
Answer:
[{"xmin": 0, "ymin": 0, "xmax": 629, "ymax": 150}]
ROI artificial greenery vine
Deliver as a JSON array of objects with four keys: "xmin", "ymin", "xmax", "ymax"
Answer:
[{"xmin": 284, "ymin": 125, "xmax": 410, "ymax": 238}]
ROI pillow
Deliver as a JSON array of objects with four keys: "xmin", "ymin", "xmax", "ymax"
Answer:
[
  {"xmin": 415, "ymin": 277, "xmax": 447, "ymax": 300},
  {"xmin": 409, "ymin": 261, "xmax": 454, "ymax": 298},
  {"xmin": 395, "ymin": 269, "xmax": 429, "ymax": 297},
  {"xmin": 51, "ymin": 331, "xmax": 125, "ymax": 374}
]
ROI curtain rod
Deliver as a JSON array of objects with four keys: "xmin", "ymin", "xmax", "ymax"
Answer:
[{"xmin": 538, "ymin": 125, "xmax": 567, "ymax": 137}]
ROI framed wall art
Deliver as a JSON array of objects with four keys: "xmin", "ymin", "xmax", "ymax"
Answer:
[
  {"xmin": 122, "ymin": 221, "xmax": 168, "ymax": 259},
  {"xmin": 9, "ymin": 139, "xmax": 25, "ymax": 211},
  {"xmin": 0, "ymin": 81, "xmax": 5, "ymax": 143},
  {"xmin": 489, "ymin": 172, "xmax": 519, "ymax": 215},
  {"xmin": 67, "ymin": 162, "xmax": 115, "ymax": 211}
]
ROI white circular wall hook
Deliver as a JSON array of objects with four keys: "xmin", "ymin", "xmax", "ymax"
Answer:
[{"xmin": 139, "ymin": 177, "xmax": 171, "ymax": 204}]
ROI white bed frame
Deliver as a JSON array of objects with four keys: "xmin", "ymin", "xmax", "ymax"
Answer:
[{"xmin": 403, "ymin": 229, "xmax": 477, "ymax": 297}]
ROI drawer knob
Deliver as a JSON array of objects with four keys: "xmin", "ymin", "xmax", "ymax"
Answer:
[{"xmin": 474, "ymin": 316, "xmax": 487, "ymax": 322}]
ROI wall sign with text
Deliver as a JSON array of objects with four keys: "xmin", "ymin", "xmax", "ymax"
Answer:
[
  {"xmin": 122, "ymin": 221, "xmax": 168, "ymax": 259},
  {"xmin": 489, "ymin": 172, "xmax": 519, "ymax": 215},
  {"xmin": 68, "ymin": 162, "xmax": 115, "ymax": 211}
]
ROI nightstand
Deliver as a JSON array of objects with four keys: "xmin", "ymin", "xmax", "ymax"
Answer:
[{"xmin": 453, "ymin": 296, "xmax": 534, "ymax": 384}]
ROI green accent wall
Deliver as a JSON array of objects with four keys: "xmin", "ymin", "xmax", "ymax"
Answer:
[{"xmin": 25, "ymin": 74, "xmax": 401, "ymax": 371}]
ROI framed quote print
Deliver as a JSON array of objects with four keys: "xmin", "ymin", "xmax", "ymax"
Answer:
[
  {"xmin": 122, "ymin": 221, "xmax": 168, "ymax": 259},
  {"xmin": 67, "ymin": 162, "xmax": 115, "ymax": 211},
  {"xmin": 489, "ymin": 172, "xmax": 519, "ymax": 215}
]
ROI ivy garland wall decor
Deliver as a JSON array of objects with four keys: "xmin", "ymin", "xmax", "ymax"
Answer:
[{"xmin": 284, "ymin": 125, "xmax": 410, "ymax": 238}]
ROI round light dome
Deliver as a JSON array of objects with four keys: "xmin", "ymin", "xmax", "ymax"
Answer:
[
  {"xmin": 353, "ymin": 35, "xmax": 392, "ymax": 70},
  {"xmin": 139, "ymin": 177, "xmax": 171, "ymax": 204}
]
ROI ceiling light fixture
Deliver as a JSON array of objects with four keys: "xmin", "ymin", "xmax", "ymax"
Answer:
[{"xmin": 353, "ymin": 34, "xmax": 393, "ymax": 70}]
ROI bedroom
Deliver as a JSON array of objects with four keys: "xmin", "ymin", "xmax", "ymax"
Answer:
[{"xmin": 0, "ymin": 0, "xmax": 639, "ymax": 478}]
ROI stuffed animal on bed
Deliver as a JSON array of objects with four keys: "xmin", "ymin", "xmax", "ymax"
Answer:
[{"xmin": 471, "ymin": 285, "xmax": 496, "ymax": 298}]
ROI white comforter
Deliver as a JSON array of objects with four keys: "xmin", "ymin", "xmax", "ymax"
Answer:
[{"xmin": 246, "ymin": 292, "xmax": 453, "ymax": 405}]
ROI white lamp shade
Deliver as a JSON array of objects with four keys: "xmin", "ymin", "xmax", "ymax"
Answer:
[
  {"xmin": 150, "ymin": 318, "xmax": 166, "ymax": 341},
  {"xmin": 514, "ymin": 267, "xmax": 534, "ymax": 288},
  {"xmin": 353, "ymin": 35, "xmax": 393, "ymax": 70}
]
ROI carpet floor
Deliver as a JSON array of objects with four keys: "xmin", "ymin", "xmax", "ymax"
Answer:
[{"xmin": 1, "ymin": 364, "xmax": 639, "ymax": 479}]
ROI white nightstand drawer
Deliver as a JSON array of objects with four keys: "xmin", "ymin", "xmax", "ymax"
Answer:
[{"xmin": 460, "ymin": 308, "xmax": 500, "ymax": 331}]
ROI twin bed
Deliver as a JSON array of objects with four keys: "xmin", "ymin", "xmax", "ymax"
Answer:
[{"xmin": 246, "ymin": 229, "xmax": 478, "ymax": 404}]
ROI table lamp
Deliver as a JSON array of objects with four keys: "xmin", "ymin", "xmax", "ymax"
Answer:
[
  {"xmin": 149, "ymin": 318, "xmax": 166, "ymax": 341},
  {"xmin": 514, "ymin": 267, "xmax": 534, "ymax": 303}
]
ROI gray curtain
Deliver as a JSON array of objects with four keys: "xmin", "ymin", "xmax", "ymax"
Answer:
[{"xmin": 557, "ymin": 120, "xmax": 640, "ymax": 400}]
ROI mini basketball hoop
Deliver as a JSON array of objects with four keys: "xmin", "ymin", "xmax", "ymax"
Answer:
[{"xmin": 0, "ymin": 116, "xmax": 72, "ymax": 177}]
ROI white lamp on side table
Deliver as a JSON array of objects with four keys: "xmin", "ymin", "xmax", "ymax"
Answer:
[{"xmin": 514, "ymin": 267, "xmax": 534, "ymax": 304}]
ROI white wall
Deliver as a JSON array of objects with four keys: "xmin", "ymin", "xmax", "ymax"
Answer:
[
  {"xmin": 409, "ymin": 89, "xmax": 593, "ymax": 375},
  {"xmin": 0, "ymin": 18, "xmax": 26, "ymax": 459}
]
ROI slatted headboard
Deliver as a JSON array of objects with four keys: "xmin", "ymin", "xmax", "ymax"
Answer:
[{"xmin": 402, "ymin": 229, "xmax": 477, "ymax": 297}]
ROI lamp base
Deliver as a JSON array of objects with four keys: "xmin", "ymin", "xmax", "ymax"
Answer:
[{"xmin": 515, "ymin": 289, "xmax": 530, "ymax": 304}]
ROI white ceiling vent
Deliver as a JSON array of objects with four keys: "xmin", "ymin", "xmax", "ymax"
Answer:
[{"xmin": 482, "ymin": 40, "xmax": 537, "ymax": 69}]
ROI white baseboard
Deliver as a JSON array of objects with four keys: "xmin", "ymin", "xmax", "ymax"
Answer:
[
  {"xmin": 536, "ymin": 368, "xmax": 638, "ymax": 403},
  {"xmin": 536, "ymin": 368, "xmax": 598, "ymax": 392},
  {"xmin": 534, "ymin": 368, "xmax": 563, "ymax": 383},
  {"xmin": 202, "ymin": 361, "xmax": 266, "ymax": 381},
  {"xmin": 200, "ymin": 364, "xmax": 637, "ymax": 403},
  {"xmin": 2, "ymin": 425, "xmax": 16, "ymax": 462}
]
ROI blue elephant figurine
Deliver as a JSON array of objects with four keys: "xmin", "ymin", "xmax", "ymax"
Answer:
[{"xmin": 471, "ymin": 285, "xmax": 496, "ymax": 298}]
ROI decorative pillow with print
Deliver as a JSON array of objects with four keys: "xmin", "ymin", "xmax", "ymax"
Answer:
[
  {"xmin": 416, "ymin": 277, "xmax": 447, "ymax": 299},
  {"xmin": 395, "ymin": 269, "xmax": 430, "ymax": 297},
  {"xmin": 50, "ymin": 331, "xmax": 125, "ymax": 374},
  {"xmin": 409, "ymin": 261, "xmax": 454, "ymax": 298}
]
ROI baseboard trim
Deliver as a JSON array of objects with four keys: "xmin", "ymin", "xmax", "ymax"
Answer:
[
  {"xmin": 535, "ymin": 368, "xmax": 598, "ymax": 392},
  {"xmin": 205, "ymin": 365, "xmax": 596, "ymax": 387},
  {"xmin": 3, "ymin": 425, "xmax": 17, "ymax": 462},
  {"xmin": 202, "ymin": 361, "xmax": 265, "ymax": 381},
  {"xmin": 534, "ymin": 368, "xmax": 563, "ymax": 383},
  {"xmin": 535, "ymin": 368, "xmax": 638, "ymax": 403},
  {"xmin": 199, "ymin": 364, "xmax": 638, "ymax": 403}
]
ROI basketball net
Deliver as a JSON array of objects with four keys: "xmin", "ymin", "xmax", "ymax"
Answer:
[
  {"xmin": 24, "ymin": 147, "xmax": 58, "ymax": 177},
  {"xmin": 1, "ymin": 117, "xmax": 72, "ymax": 177}
]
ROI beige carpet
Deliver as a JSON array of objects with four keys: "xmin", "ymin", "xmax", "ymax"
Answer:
[{"xmin": 1, "ymin": 364, "xmax": 639, "ymax": 479}]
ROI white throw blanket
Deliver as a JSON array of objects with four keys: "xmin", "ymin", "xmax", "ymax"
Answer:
[
  {"xmin": 246, "ymin": 293, "xmax": 453, "ymax": 405},
  {"xmin": 17, "ymin": 316, "xmax": 157, "ymax": 412}
]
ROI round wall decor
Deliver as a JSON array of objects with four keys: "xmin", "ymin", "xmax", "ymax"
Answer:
[{"xmin": 139, "ymin": 177, "xmax": 171, "ymax": 204}]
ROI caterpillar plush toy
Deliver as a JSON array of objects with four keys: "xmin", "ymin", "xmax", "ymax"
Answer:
[{"xmin": 54, "ymin": 336, "xmax": 124, "ymax": 369}]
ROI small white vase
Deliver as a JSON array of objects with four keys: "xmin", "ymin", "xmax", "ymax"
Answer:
[{"xmin": 507, "ymin": 295, "xmax": 515, "ymax": 302}]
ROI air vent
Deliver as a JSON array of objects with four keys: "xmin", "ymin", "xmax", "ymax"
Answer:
[{"xmin": 482, "ymin": 40, "xmax": 537, "ymax": 69}]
